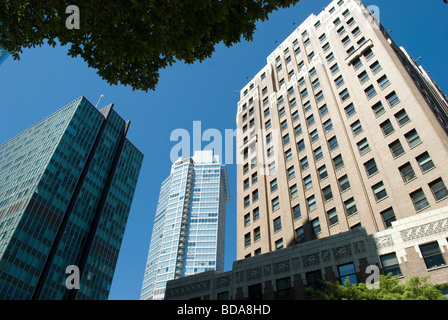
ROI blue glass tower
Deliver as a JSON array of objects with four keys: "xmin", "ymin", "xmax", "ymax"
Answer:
[
  {"xmin": 140, "ymin": 151, "xmax": 229, "ymax": 300},
  {"xmin": 0, "ymin": 97, "xmax": 144, "ymax": 300}
]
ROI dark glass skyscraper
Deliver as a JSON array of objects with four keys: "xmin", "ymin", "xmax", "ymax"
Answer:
[{"xmin": 0, "ymin": 97, "xmax": 144, "ymax": 300}]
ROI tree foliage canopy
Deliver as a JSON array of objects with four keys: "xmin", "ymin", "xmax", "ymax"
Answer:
[
  {"xmin": 307, "ymin": 274, "xmax": 448, "ymax": 300},
  {"xmin": 0, "ymin": 0, "xmax": 301, "ymax": 91}
]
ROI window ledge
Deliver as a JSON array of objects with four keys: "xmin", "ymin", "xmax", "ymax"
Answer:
[{"xmin": 427, "ymin": 264, "xmax": 448, "ymax": 272}]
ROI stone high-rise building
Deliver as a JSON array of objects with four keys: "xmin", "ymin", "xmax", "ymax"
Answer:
[{"xmin": 236, "ymin": 0, "xmax": 448, "ymax": 260}]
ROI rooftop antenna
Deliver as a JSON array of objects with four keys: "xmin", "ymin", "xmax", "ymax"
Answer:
[{"xmin": 95, "ymin": 94, "xmax": 105, "ymax": 108}]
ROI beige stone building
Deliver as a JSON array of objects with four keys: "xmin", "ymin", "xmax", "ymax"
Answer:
[{"xmin": 236, "ymin": 0, "xmax": 448, "ymax": 260}]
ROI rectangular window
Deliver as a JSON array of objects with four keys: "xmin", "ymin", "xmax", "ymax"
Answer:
[
  {"xmin": 252, "ymin": 172, "xmax": 258, "ymax": 184},
  {"xmin": 429, "ymin": 178, "xmax": 448, "ymax": 201},
  {"xmin": 358, "ymin": 70, "xmax": 370, "ymax": 84},
  {"xmin": 254, "ymin": 227, "xmax": 261, "ymax": 242},
  {"xmin": 364, "ymin": 158, "xmax": 378, "ymax": 176},
  {"xmin": 307, "ymin": 114, "xmax": 315, "ymax": 126},
  {"xmin": 344, "ymin": 103, "xmax": 356, "ymax": 117},
  {"xmin": 326, "ymin": 52, "xmax": 335, "ymax": 63},
  {"xmin": 410, "ymin": 188, "xmax": 429, "ymax": 211},
  {"xmin": 283, "ymin": 133, "xmax": 290, "ymax": 145},
  {"xmin": 350, "ymin": 120, "xmax": 363, "ymax": 136},
  {"xmin": 269, "ymin": 161, "xmax": 276, "ymax": 174},
  {"xmin": 290, "ymin": 184, "xmax": 298, "ymax": 198},
  {"xmin": 275, "ymin": 239, "xmax": 284, "ymax": 250},
  {"xmin": 295, "ymin": 124, "xmax": 302, "ymax": 136},
  {"xmin": 274, "ymin": 216, "xmax": 282, "ymax": 232},
  {"xmin": 370, "ymin": 61, "xmax": 382, "ymax": 74},
  {"xmin": 338, "ymin": 174, "xmax": 351, "ymax": 192},
  {"xmin": 318, "ymin": 165, "xmax": 328, "ymax": 180},
  {"xmin": 252, "ymin": 189, "xmax": 259, "ymax": 202},
  {"xmin": 244, "ymin": 213, "xmax": 251, "ymax": 227},
  {"xmin": 307, "ymin": 195, "xmax": 317, "ymax": 212},
  {"xmin": 339, "ymin": 88, "xmax": 350, "ymax": 102},
  {"xmin": 323, "ymin": 42, "xmax": 331, "ymax": 52},
  {"xmin": 372, "ymin": 181, "xmax": 387, "ymax": 201},
  {"xmin": 420, "ymin": 242, "xmax": 446, "ymax": 269},
  {"xmin": 327, "ymin": 208, "xmax": 338, "ymax": 226},
  {"xmin": 404, "ymin": 129, "xmax": 421, "ymax": 148},
  {"xmin": 399, "ymin": 162, "xmax": 416, "ymax": 183},
  {"xmin": 416, "ymin": 152, "xmax": 435, "ymax": 172},
  {"xmin": 344, "ymin": 197, "xmax": 358, "ymax": 216},
  {"xmin": 245, "ymin": 233, "xmax": 251, "ymax": 247},
  {"xmin": 244, "ymin": 178, "xmax": 250, "ymax": 190},
  {"xmin": 290, "ymin": 98, "xmax": 297, "ymax": 109},
  {"xmin": 377, "ymin": 75, "xmax": 390, "ymax": 89},
  {"xmin": 316, "ymin": 91, "xmax": 325, "ymax": 103},
  {"xmin": 310, "ymin": 129, "xmax": 319, "ymax": 143},
  {"xmin": 364, "ymin": 48, "xmax": 374, "ymax": 60},
  {"xmin": 265, "ymin": 119, "xmax": 271, "ymax": 129},
  {"xmin": 330, "ymin": 63, "xmax": 339, "ymax": 74},
  {"xmin": 380, "ymin": 253, "xmax": 402, "ymax": 276},
  {"xmin": 303, "ymin": 100, "xmax": 312, "ymax": 113},
  {"xmin": 253, "ymin": 207, "xmax": 260, "ymax": 221},
  {"xmin": 314, "ymin": 146, "xmax": 323, "ymax": 161},
  {"xmin": 298, "ymin": 139, "xmax": 305, "ymax": 152},
  {"xmin": 395, "ymin": 109, "xmax": 410, "ymax": 126},
  {"xmin": 300, "ymin": 156, "xmax": 309, "ymax": 170},
  {"xmin": 272, "ymin": 196, "xmax": 280, "ymax": 211},
  {"xmin": 292, "ymin": 204, "xmax": 301, "ymax": 220},
  {"xmin": 322, "ymin": 185, "xmax": 333, "ymax": 201},
  {"xmin": 335, "ymin": 75, "xmax": 344, "ymax": 88},
  {"xmin": 301, "ymin": 88, "xmax": 308, "ymax": 99},
  {"xmin": 342, "ymin": 35, "xmax": 351, "ymax": 46},
  {"xmin": 380, "ymin": 119, "xmax": 395, "ymax": 136},
  {"xmin": 296, "ymin": 227, "xmax": 305, "ymax": 244},
  {"xmin": 380, "ymin": 207, "xmax": 396, "ymax": 229},
  {"xmin": 270, "ymin": 179, "xmax": 278, "ymax": 192},
  {"xmin": 323, "ymin": 118, "xmax": 333, "ymax": 132},
  {"xmin": 312, "ymin": 78, "xmax": 321, "ymax": 90},
  {"xmin": 304, "ymin": 175, "xmax": 312, "ymax": 190},
  {"xmin": 281, "ymin": 119, "xmax": 288, "ymax": 131},
  {"xmin": 288, "ymin": 166, "xmax": 295, "ymax": 179},
  {"xmin": 311, "ymin": 217, "xmax": 321, "ymax": 235},
  {"xmin": 328, "ymin": 136, "xmax": 339, "ymax": 151},
  {"xmin": 389, "ymin": 139, "xmax": 405, "ymax": 158},
  {"xmin": 357, "ymin": 138, "xmax": 370, "ymax": 155},
  {"xmin": 264, "ymin": 107, "xmax": 270, "ymax": 117},
  {"xmin": 333, "ymin": 154, "xmax": 344, "ymax": 170},
  {"xmin": 365, "ymin": 85, "xmax": 377, "ymax": 99},
  {"xmin": 244, "ymin": 195, "xmax": 250, "ymax": 208},
  {"xmin": 352, "ymin": 26, "xmax": 361, "ymax": 37},
  {"xmin": 353, "ymin": 57, "xmax": 363, "ymax": 70},
  {"xmin": 292, "ymin": 110, "xmax": 300, "ymax": 122},
  {"xmin": 372, "ymin": 101, "xmax": 385, "ymax": 117},
  {"xmin": 386, "ymin": 91, "xmax": 400, "ymax": 107},
  {"xmin": 285, "ymin": 148, "xmax": 293, "ymax": 162},
  {"xmin": 319, "ymin": 104, "xmax": 328, "ymax": 117},
  {"xmin": 339, "ymin": 263, "xmax": 358, "ymax": 285}
]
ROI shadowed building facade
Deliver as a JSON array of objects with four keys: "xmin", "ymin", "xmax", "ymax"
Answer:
[{"xmin": 0, "ymin": 97, "xmax": 144, "ymax": 300}]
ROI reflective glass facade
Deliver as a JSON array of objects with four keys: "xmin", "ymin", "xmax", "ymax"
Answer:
[
  {"xmin": 140, "ymin": 151, "xmax": 229, "ymax": 300},
  {"xmin": 0, "ymin": 46, "xmax": 9, "ymax": 65},
  {"xmin": 0, "ymin": 97, "xmax": 143, "ymax": 300}
]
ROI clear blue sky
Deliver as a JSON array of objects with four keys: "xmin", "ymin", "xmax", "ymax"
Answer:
[{"xmin": 0, "ymin": 0, "xmax": 446, "ymax": 300}]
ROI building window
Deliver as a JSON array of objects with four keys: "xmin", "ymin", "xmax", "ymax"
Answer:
[
  {"xmin": 290, "ymin": 184, "xmax": 298, "ymax": 199},
  {"xmin": 420, "ymin": 242, "xmax": 446, "ymax": 269},
  {"xmin": 298, "ymin": 139, "xmax": 305, "ymax": 152},
  {"xmin": 245, "ymin": 233, "xmax": 251, "ymax": 247},
  {"xmin": 380, "ymin": 207, "xmax": 396, "ymax": 229},
  {"xmin": 277, "ymin": 278, "xmax": 293, "ymax": 300},
  {"xmin": 281, "ymin": 119, "xmax": 288, "ymax": 131},
  {"xmin": 416, "ymin": 152, "xmax": 435, "ymax": 172},
  {"xmin": 248, "ymin": 283, "xmax": 263, "ymax": 300},
  {"xmin": 283, "ymin": 133, "xmax": 290, "ymax": 145},
  {"xmin": 327, "ymin": 208, "xmax": 338, "ymax": 226},
  {"xmin": 330, "ymin": 63, "xmax": 339, "ymax": 74},
  {"xmin": 339, "ymin": 263, "xmax": 358, "ymax": 285},
  {"xmin": 320, "ymin": 104, "xmax": 329, "ymax": 117},
  {"xmin": 272, "ymin": 196, "xmax": 280, "ymax": 211},
  {"xmin": 344, "ymin": 103, "xmax": 356, "ymax": 117},
  {"xmin": 303, "ymin": 100, "xmax": 312, "ymax": 113},
  {"xmin": 265, "ymin": 119, "xmax": 271, "ymax": 129},
  {"xmin": 323, "ymin": 118, "xmax": 333, "ymax": 132},
  {"xmin": 389, "ymin": 139, "xmax": 405, "ymax": 158},
  {"xmin": 372, "ymin": 101, "xmax": 385, "ymax": 117},
  {"xmin": 410, "ymin": 188, "xmax": 430, "ymax": 211},
  {"xmin": 328, "ymin": 136, "xmax": 339, "ymax": 151},
  {"xmin": 370, "ymin": 61, "xmax": 382, "ymax": 74},
  {"xmin": 338, "ymin": 174, "xmax": 351, "ymax": 192},
  {"xmin": 380, "ymin": 119, "xmax": 395, "ymax": 136},
  {"xmin": 311, "ymin": 217, "xmax": 321, "ymax": 235},
  {"xmin": 364, "ymin": 158, "xmax": 378, "ymax": 177},
  {"xmin": 304, "ymin": 175, "xmax": 312, "ymax": 190},
  {"xmin": 429, "ymin": 178, "xmax": 448, "ymax": 201},
  {"xmin": 292, "ymin": 110, "xmax": 300, "ymax": 122},
  {"xmin": 386, "ymin": 91, "xmax": 400, "ymax": 107},
  {"xmin": 275, "ymin": 239, "xmax": 284, "ymax": 250},
  {"xmin": 316, "ymin": 91, "xmax": 325, "ymax": 103},
  {"xmin": 380, "ymin": 253, "xmax": 402, "ymax": 276},
  {"xmin": 307, "ymin": 195, "xmax": 317, "ymax": 212},
  {"xmin": 377, "ymin": 75, "xmax": 390, "ymax": 89},
  {"xmin": 254, "ymin": 227, "xmax": 261, "ymax": 242},
  {"xmin": 269, "ymin": 161, "xmax": 276, "ymax": 174},
  {"xmin": 270, "ymin": 179, "xmax": 278, "ymax": 192},
  {"xmin": 351, "ymin": 120, "xmax": 363, "ymax": 136},
  {"xmin": 274, "ymin": 216, "xmax": 282, "ymax": 232},
  {"xmin": 399, "ymin": 162, "xmax": 416, "ymax": 183},
  {"xmin": 364, "ymin": 48, "xmax": 374, "ymax": 60},
  {"xmin": 314, "ymin": 146, "xmax": 323, "ymax": 161},
  {"xmin": 252, "ymin": 172, "xmax": 258, "ymax": 184},
  {"xmin": 365, "ymin": 85, "xmax": 377, "ymax": 99},
  {"xmin": 252, "ymin": 189, "xmax": 259, "ymax": 202},
  {"xmin": 288, "ymin": 166, "xmax": 295, "ymax": 179},
  {"xmin": 243, "ymin": 163, "xmax": 249, "ymax": 174},
  {"xmin": 244, "ymin": 178, "xmax": 250, "ymax": 190},
  {"xmin": 372, "ymin": 181, "xmax": 387, "ymax": 201},
  {"xmin": 310, "ymin": 129, "xmax": 319, "ymax": 143},
  {"xmin": 322, "ymin": 185, "xmax": 333, "ymax": 202},
  {"xmin": 358, "ymin": 70, "xmax": 370, "ymax": 84},
  {"xmin": 404, "ymin": 129, "xmax": 421, "ymax": 148},
  {"xmin": 327, "ymin": 52, "xmax": 335, "ymax": 63},
  {"xmin": 352, "ymin": 57, "xmax": 363, "ymax": 70},
  {"xmin": 244, "ymin": 213, "xmax": 251, "ymax": 227},
  {"xmin": 342, "ymin": 36, "xmax": 351, "ymax": 46},
  {"xmin": 244, "ymin": 195, "xmax": 250, "ymax": 208},
  {"xmin": 296, "ymin": 227, "xmax": 305, "ymax": 243},
  {"xmin": 357, "ymin": 138, "xmax": 370, "ymax": 155},
  {"xmin": 292, "ymin": 204, "xmax": 301, "ymax": 220},
  {"xmin": 323, "ymin": 42, "xmax": 331, "ymax": 52},
  {"xmin": 253, "ymin": 207, "xmax": 260, "ymax": 221},
  {"xmin": 395, "ymin": 109, "xmax": 410, "ymax": 126},
  {"xmin": 312, "ymin": 78, "xmax": 321, "ymax": 90},
  {"xmin": 344, "ymin": 197, "xmax": 358, "ymax": 216},
  {"xmin": 339, "ymin": 88, "xmax": 350, "ymax": 102},
  {"xmin": 318, "ymin": 165, "xmax": 328, "ymax": 180},
  {"xmin": 300, "ymin": 156, "xmax": 309, "ymax": 170},
  {"xmin": 285, "ymin": 148, "xmax": 293, "ymax": 162},
  {"xmin": 307, "ymin": 114, "xmax": 315, "ymax": 126},
  {"xmin": 333, "ymin": 154, "xmax": 344, "ymax": 170}
]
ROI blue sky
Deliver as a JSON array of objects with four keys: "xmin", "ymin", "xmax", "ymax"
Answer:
[{"xmin": 0, "ymin": 0, "xmax": 447, "ymax": 300}]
